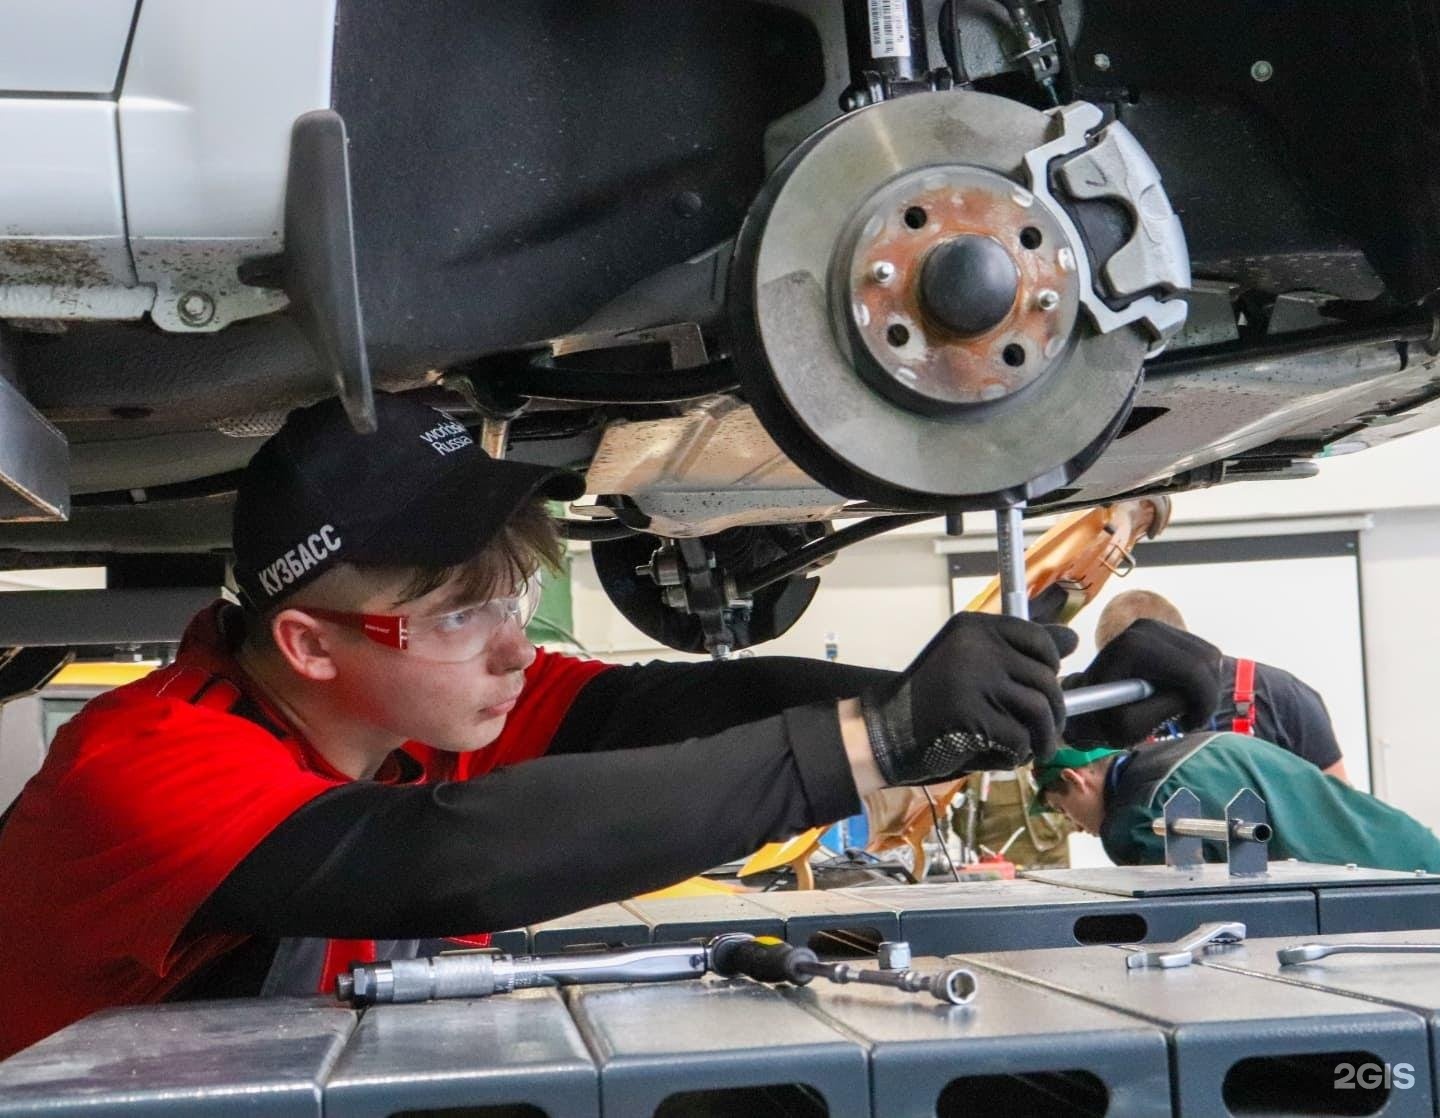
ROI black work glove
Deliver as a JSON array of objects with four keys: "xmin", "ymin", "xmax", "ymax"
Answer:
[
  {"xmin": 860, "ymin": 613, "xmax": 1069, "ymax": 786},
  {"xmin": 1064, "ymin": 619, "xmax": 1221, "ymax": 746}
]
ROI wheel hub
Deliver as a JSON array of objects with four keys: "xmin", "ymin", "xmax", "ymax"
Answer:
[
  {"xmin": 843, "ymin": 165, "xmax": 1080, "ymax": 413},
  {"xmin": 730, "ymin": 90, "xmax": 1189, "ymax": 509}
]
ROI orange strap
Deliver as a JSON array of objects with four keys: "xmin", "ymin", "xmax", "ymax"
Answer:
[{"xmin": 1232, "ymin": 658, "xmax": 1258, "ymax": 735}]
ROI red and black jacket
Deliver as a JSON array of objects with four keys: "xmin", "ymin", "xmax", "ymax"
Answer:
[{"xmin": 0, "ymin": 602, "xmax": 881, "ymax": 1057}]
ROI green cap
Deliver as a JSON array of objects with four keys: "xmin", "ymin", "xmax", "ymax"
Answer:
[{"xmin": 1027, "ymin": 745, "xmax": 1125, "ymax": 815}]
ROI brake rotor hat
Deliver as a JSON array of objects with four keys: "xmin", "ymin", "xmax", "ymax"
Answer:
[{"xmin": 232, "ymin": 393, "xmax": 584, "ymax": 609}]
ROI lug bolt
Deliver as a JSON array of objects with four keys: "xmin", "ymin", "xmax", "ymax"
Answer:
[{"xmin": 177, "ymin": 290, "xmax": 215, "ymax": 327}]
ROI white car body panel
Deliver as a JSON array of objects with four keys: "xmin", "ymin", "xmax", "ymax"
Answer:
[
  {"xmin": 0, "ymin": 0, "xmax": 137, "ymax": 94},
  {"xmin": 0, "ymin": 0, "xmax": 336, "ymax": 330}
]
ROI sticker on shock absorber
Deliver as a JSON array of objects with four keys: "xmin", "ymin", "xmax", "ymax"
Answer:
[{"xmin": 868, "ymin": 0, "xmax": 911, "ymax": 58}]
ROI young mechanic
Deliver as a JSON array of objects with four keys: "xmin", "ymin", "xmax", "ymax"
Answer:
[
  {"xmin": 1035, "ymin": 734, "xmax": 1440, "ymax": 871},
  {"xmin": 0, "ymin": 393, "xmax": 1219, "ymax": 1057}
]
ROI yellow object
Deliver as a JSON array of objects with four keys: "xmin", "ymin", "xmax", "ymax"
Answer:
[
  {"xmin": 50, "ymin": 662, "xmax": 155, "ymax": 688},
  {"xmin": 739, "ymin": 833, "xmax": 822, "ymax": 877},
  {"xmin": 632, "ymin": 876, "xmax": 742, "ymax": 900}
]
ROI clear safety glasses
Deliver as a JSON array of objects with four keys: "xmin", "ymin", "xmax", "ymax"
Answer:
[{"xmin": 301, "ymin": 574, "xmax": 543, "ymax": 662}]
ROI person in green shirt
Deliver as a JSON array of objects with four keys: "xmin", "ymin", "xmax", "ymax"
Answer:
[{"xmin": 1033, "ymin": 734, "xmax": 1440, "ymax": 872}]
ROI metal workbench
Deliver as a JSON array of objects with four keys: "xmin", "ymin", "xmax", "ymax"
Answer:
[
  {"xmin": 959, "ymin": 942, "xmax": 1433, "ymax": 1116},
  {"xmin": 0, "ymin": 998, "xmax": 356, "ymax": 1117},
  {"xmin": 827, "ymin": 877, "xmax": 1316, "ymax": 954},
  {"xmin": 786, "ymin": 957, "xmax": 1171, "ymax": 1117},
  {"xmin": 12, "ymin": 865, "xmax": 1440, "ymax": 1114}
]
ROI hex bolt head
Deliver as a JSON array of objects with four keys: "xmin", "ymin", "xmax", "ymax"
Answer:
[
  {"xmin": 1036, "ymin": 288, "xmax": 1061, "ymax": 311},
  {"xmin": 177, "ymin": 290, "xmax": 216, "ymax": 327},
  {"xmin": 1250, "ymin": 59, "xmax": 1274, "ymax": 82},
  {"xmin": 1093, "ymin": 53, "xmax": 1112, "ymax": 71},
  {"xmin": 878, "ymin": 941, "xmax": 912, "ymax": 971},
  {"xmin": 871, "ymin": 260, "xmax": 897, "ymax": 284}
]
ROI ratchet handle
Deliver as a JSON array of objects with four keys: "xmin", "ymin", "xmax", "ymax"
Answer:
[{"xmin": 710, "ymin": 934, "xmax": 816, "ymax": 985}]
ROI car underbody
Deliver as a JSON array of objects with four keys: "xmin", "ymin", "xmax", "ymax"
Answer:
[{"xmin": 3, "ymin": 0, "xmax": 1440, "ymax": 656}]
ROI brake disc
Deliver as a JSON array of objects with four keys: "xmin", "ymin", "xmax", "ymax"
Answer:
[{"xmin": 730, "ymin": 92, "xmax": 1188, "ymax": 509}]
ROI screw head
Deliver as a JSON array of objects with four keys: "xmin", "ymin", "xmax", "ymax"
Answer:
[
  {"xmin": 1093, "ymin": 53, "xmax": 1112, "ymax": 71},
  {"xmin": 1250, "ymin": 59, "xmax": 1274, "ymax": 82},
  {"xmin": 177, "ymin": 290, "xmax": 215, "ymax": 327},
  {"xmin": 1036, "ymin": 288, "xmax": 1061, "ymax": 311},
  {"xmin": 871, "ymin": 261, "xmax": 897, "ymax": 284}
]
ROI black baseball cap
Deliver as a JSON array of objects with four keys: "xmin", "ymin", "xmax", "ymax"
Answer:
[{"xmin": 232, "ymin": 393, "xmax": 584, "ymax": 609}]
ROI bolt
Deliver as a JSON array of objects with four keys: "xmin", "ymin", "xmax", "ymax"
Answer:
[
  {"xmin": 871, "ymin": 261, "xmax": 897, "ymax": 283},
  {"xmin": 177, "ymin": 290, "xmax": 215, "ymax": 327},
  {"xmin": 1093, "ymin": 53, "xmax": 1112, "ymax": 71},
  {"xmin": 1250, "ymin": 59, "xmax": 1274, "ymax": 82},
  {"xmin": 877, "ymin": 941, "xmax": 912, "ymax": 971},
  {"xmin": 1036, "ymin": 288, "xmax": 1061, "ymax": 311}
]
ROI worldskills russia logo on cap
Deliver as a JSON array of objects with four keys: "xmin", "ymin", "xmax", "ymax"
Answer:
[{"xmin": 419, "ymin": 411, "xmax": 474, "ymax": 456}]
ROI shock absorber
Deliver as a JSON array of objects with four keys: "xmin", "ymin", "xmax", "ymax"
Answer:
[{"xmin": 841, "ymin": 0, "xmax": 941, "ymax": 108}]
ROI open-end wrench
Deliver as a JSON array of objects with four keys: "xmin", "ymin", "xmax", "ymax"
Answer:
[{"xmin": 1278, "ymin": 942, "xmax": 1440, "ymax": 966}]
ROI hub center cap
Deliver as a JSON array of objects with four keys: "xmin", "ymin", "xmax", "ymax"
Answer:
[{"xmin": 920, "ymin": 235, "xmax": 1020, "ymax": 336}]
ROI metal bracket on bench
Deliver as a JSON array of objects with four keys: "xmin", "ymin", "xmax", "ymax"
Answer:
[
  {"xmin": 1152, "ymin": 788, "xmax": 1272, "ymax": 876},
  {"xmin": 1126, "ymin": 921, "xmax": 1247, "ymax": 970}
]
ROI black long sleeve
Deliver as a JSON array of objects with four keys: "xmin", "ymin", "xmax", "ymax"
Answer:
[
  {"xmin": 547, "ymin": 655, "xmax": 893, "ymax": 755},
  {"xmin": 193, "ymin": 701, "xmax": 860, "ymax": 940}
]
